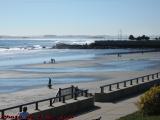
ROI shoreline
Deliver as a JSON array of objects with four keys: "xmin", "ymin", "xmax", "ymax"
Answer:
[
  {"xmin": 0, "ymin": 51, "xmax": 160, "ymax": 88},
  {"xmin": 0, "ymin": 51, "xmax": 160, "ymax": 108}
]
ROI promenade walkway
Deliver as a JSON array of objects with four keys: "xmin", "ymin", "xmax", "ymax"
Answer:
[
  {"xmin": 70, "ymin": 72, "xmax": 160, "ymax": 120},
  {"xmin": 70, "ymin": 95, "xmax": 139, "ymax": 120}
]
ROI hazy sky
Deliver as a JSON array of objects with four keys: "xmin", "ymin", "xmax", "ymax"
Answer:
[{"xmin": 0, "ymin": 0, "xmax": 160, "ymax": 36}]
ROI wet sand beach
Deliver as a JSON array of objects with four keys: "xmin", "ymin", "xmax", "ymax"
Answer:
[{"xmin": 0, "ymin": 51, "xmax": 160, "ymax": 110}]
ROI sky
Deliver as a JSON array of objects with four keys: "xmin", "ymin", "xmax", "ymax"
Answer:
[{"xmin": 0, "ymin": 0, "xmax": 160, "ymax": 36}]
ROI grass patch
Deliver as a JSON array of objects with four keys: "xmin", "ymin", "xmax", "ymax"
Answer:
[{"xmin": 118, "ymin": 111, "xmax": 160, "ymax": 120}]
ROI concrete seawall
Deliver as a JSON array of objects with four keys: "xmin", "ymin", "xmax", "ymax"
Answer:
[
  {"xmin": 95, "ymin": 78, "xmax": 160, "ymax": 102},
  {"xmin": 30, "ymin": 97, "xmax": 94, "ymax": 120}
]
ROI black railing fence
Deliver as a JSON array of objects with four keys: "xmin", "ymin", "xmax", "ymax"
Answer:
[
  {"xmin": 100, "ymin": 72, "xmax": 160, "ymax": 93},
  {"xmin": 0, "ymin": 85, "xmax": 88, "ymax": 119}
]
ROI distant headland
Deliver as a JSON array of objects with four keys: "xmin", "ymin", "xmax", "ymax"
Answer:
[
  {"xmin": 53, "ymin": 34, "xmax": 160, "ymax": 49},
  {"xmin": 52, "ymin": 34, "xmax": 160, "ymax": 49},
  {"xmin": 54, "ymin": 40, "xmax": 160, "ymax": 49}
]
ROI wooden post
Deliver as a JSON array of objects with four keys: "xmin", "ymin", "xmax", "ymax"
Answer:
[
  {"xmin": 1, "ymin": 110, "xmax": 4, "ymax": 119},
  {"xmin": 130, "ymin": 80, "xmax": 133, "ymax": 85},
  {"xmin": 59, "ymin": 88, "xmax": 61, "ymax": 102},
  {"xmin": 85, "ymin": 90, "xmax": 88, "ymax": 97},
  {"xmin": 74, "ymin": 92, "xmax": 77, "ymax": 100},
  {"xmin": 101, "ymin": 87, "xmax": 104, "ymax": 93},
  {"xmin": 147, "ymin": 75, "xmax": 150, "ymax": 81},
  {"xmin": 136, "ymin": 78, "xmax": 139, "ymax": 84},
  {"xmin": 109, "ymin": 85, "xmax": 112, "ymax": 91},
  {"xmin": 124, "ymin": 81, "xmax": 127, "ymax": 87},
  {"xmin": 71, "ymin": 85, "xmax": 74, "ymax": 98},
  {"xmin": 35, "ymin": 102, "xmax": 38, "ymax": 110},
  {"xmin": 74, "ymin": 86, "xmax": 78, "ymax": 100},
  {"xmin": 142, "ymin": 77, "xmax": 144, "ymax": 82},
  {"xmin": 19, "ymin": 105, "xmax": 23, "ymax": 112},
  {"xmin": 117, "ymin": 83, "xmax": 120, "ymax": 89},
  {"xmin": 49, "ymin": 99, "xmax": 52, "ymax": 106},
  {"xmin": 75, "ymin": 86, "xmax": 79, "ymax": 97},
  {"xmin": 62, "ymin": 96, "xmax": 65, "ymax": 103},
  {"xmin": 152, "ymin": 74, "xmax": 154, "ymax": 79}
]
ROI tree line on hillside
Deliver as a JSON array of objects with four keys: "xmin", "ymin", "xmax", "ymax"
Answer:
[
  {"xmin": 129, "ymin": 35, "xmax": 160, "ymax": 41},
  {"xmin": 155, "ymin": 37, "xmax": 160, "ymax": 40},
  {"xmin": 129, "ymin": 35, "xmax": 150, "ymax": 41}
]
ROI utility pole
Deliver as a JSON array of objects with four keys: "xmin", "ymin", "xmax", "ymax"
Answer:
[{"xmin": 118, "ymin": 29, "xmax": 122, "ymax": 40}]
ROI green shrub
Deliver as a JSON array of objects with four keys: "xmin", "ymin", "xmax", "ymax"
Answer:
[{"xmin": 136, "ymin": 85, "xmax": 160, "ymax": 115}]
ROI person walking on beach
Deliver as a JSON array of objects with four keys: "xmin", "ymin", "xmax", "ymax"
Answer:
[
  {"xmin": 117, "ymin": 53, "xmax": 121, "ymax": 57},
  {"xmin": 18, "ymin": 107, "xmax": 29, "ymax": 120},
  {"xmin": 51, "ymin": 58, "xmax": 55, "ymax": 64},
  {"xmin": 48, "ymin": 77, "xmax": 52, "ymax": 89}
]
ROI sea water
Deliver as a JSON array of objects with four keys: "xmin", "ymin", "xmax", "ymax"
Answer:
[{"xmin": 0, "ymin": 39, "xmax": 158, "ymax": 93}]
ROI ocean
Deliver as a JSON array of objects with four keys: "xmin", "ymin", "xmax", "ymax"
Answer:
[{"xmin": 0, "ymin": 39, "xmax": 158, "ymax": 93}]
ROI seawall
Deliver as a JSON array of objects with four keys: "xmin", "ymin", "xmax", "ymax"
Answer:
[
  {"xmin": 29, "ymin": 96, "xmax": 94, "ymax": 120},
  {"xmin": 95, "ymin": 78, "xmax": 160, "ymax": 102}
]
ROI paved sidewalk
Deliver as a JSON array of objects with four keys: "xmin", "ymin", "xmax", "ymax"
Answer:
[{"xmin": 70, "ymin": 96, "xmax": 140, "ymax": 120}]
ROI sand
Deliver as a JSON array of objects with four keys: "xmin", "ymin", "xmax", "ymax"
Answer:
[{"xmin": 0, "ymin": 51, "xmax": 160, "ymax": 118}]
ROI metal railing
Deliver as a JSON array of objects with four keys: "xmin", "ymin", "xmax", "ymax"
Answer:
[
  {"xmin": 0, "ymin": 86, "xmax": 88, "ymax": 118},
  {"xmin": 100, "ymin": 72, "xmax": 160, "ymax": 93},
  {"xmin": 53, "ymin": 85, "xmax": 88, "ymax": 102}
]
